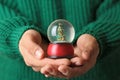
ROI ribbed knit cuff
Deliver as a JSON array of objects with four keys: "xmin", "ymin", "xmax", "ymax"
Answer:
[{"xmin": 8, "ymin": 25, "xmax": 40, "ymax": 55}]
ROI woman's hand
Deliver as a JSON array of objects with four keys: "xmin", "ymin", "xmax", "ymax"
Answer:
[
  {"xmin": 58, "ymin": 34, "xmax": 100, "ymax": 78},
  {"xmin": 19, "ymin": 30, "xmax": 70, "ymax": 73}
]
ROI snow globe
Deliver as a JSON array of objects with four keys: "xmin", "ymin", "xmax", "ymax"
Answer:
[{"xmin": 47, "ymin": 19, "xmax": 75, "ymax": 59}]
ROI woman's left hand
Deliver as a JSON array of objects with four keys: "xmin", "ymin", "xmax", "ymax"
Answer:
[{"xmin": 58, "ymin": 34, "xmax": 100, "ymax": 79}]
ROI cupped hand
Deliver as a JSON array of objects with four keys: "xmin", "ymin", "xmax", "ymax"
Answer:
[
  {"xmin": 58, "ymin": 34, "xmax": 100, "ymax": 78},
  {"xmin": 19, "ymin": 30, "xmax": 71, "ymax": 73}
]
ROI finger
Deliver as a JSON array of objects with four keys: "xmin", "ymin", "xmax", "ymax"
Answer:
[
  {"xmin": 54, "ymin": 58, "xmax": 71, "ymax": 65},
  {"xmin": 58, "ymin": 65, "xmax": 72, "ymax": 78},
  {"xmin": 35, "ymin": 58, "xmax": 70, "ymax": 67},
  {"xmin": 40, "ymin": 64, "xmax": 54, "ymax": 77},
  {"xmin": 58, "ymin": 65, "xmax": 84, "ymax": 78},
  {"xmin": 32, "ymin": 66, "xmax": 41, "ymax": 72},
  {"xmin": 34, "ymin": 46, "xmax": 44, "ymax": 59},
  {"xmin": 41, "ymin": 64, "xmax": 66, "ymax": 78},
  {"xmin": 70, "ymin": 57, "xmax": 85, "ymax": 67}
]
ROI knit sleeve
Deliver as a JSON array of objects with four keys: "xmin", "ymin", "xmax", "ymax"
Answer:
[
  {"xmin": 75, "ymin": 0, "xmax": 120, "ymax": 59},
  {"xmin": 0, "ymin": 2, "xmax": 40, "ymax": 54}
]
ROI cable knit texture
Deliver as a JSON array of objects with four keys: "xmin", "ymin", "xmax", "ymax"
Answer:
[{"xmin": 0, "ymin": 0, "xmax": 120, "ymax": 80}]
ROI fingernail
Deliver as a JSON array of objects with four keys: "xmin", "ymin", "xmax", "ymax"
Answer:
[
  {"xmin": 45, "ymin": 75, "xmax": 49, "ymax": 77},
  {"xmin": 75, "ymin": 62, "xmax": 83, "ymax": 67},
  {"xmin": 75, "ymin": 62, "xmax": 81, "ymax": 66},
  {"xmin": 35, "ymin": 49, "xmax": 43, "ymax": 59}
]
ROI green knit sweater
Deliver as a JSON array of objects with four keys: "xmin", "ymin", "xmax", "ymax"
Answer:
[{"xmin": 0, "ymin": 0, "xmax": 120, "ymax": 80}]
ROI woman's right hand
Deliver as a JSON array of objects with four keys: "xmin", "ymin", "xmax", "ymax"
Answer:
[{"xmin": 19, "ymin": 29, "xmax": 70, "ymax": 74}]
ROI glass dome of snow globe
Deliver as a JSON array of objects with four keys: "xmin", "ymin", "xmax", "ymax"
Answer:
[{"xmin": 47, "ymin": 19, "xmax": 75, "ymax": 43}]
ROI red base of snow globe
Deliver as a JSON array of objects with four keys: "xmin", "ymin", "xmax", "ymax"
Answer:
[{"xmin": 47, "ymin": 43, "xmax": 74, "ymax": 59}]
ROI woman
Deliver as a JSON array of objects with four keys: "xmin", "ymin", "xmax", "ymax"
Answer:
[{"xmin": 0, "ymin": 0, "xmax": 120, "ymax": 80}]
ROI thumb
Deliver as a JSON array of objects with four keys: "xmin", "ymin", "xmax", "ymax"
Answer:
[{"xmin": 34, "ymin": 47, "xmax": 44, "ymax": 59}]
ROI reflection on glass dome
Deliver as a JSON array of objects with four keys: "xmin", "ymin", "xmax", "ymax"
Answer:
[{"xmin": 47, "ymin": 19, "xmax": 75, "ymax": 43}]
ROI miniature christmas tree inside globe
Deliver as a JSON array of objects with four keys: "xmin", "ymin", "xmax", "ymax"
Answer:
[
  {"xmin": 47, "ymin": 19, "xmax": 75, "ymax": 43},
  {"xmin": 47, "ymin": 19, "xmax": 75, "ymax": 59}
]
